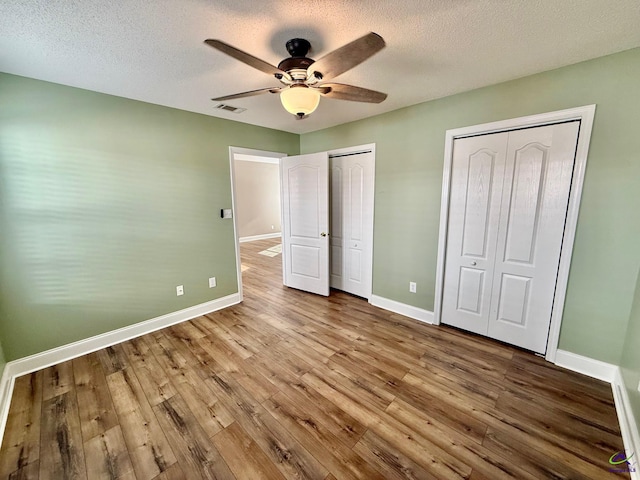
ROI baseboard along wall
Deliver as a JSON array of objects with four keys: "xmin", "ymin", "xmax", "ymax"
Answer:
[
  {"xmin": 369, "ymin": 294, "xmax": 434, "ymax": 324},
  {"xmin": 612, "ymin": 368, "xmax": 640, "ymax": 480},
  {"xmin": 0, "ymin": 292, "xmax": 241, "ymax": 448}
]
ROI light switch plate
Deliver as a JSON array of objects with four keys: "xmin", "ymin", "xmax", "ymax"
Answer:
[{"xmin": 176, "ymin": 285, "xmax": 184, "ymax": 296}]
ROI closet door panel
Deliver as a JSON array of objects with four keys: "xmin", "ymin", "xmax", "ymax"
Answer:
[
  {"xmin": 488, "ymin": 122, "xmax": 580, "ymax": 353},
  {"xmin": 441, "ymin": 132, "xmax": 508, "ymax": 335}
]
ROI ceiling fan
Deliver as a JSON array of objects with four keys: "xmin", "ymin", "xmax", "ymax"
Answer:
[{"xmin": 204, "ymin": 32, "xmax": 387, "ymax": 119}]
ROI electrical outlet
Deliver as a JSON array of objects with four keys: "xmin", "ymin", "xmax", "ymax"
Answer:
[
  {"xmin": 409, "ymin": 281, "xmax": 417, "ymax": 293},
  {"xmin": 176, "ymin": 285, "xmax": 184, "ymax": 296},
  {"xmin": 271, "ymin": 225, "xmax": 275, "ymax": 230},
  {"xmin": 209, "ymin": 277, "xmax": 217, "ymax": 288},
  {"xmin": 637, "ymin": 379, "xmax": 640, "ymax": 393}
]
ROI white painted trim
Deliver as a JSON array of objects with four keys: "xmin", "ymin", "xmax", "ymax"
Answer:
[
  {"xmin": 234, "ymin": 153, "xmax": 279, "ymax": 164},
  {"xmin": 0, "ymin": 293, "xmax": 240, "ymax": 448},
  {"xmin": 327, "ymin": 143, "xmax": 376, "ymax": 158},
  {"xmin": 433, "ymin": 105, "xmax": 597, "ymax": 364},
  {"xmin": 369, "ymin": 294, "xmax": 434, "ymax": 324},
  {"xmin": 229, "ymin": 147, "xmax": 287, "ymax": 301},
  {"xmin": 612, "ymin": 368, "xmax": 640, "ymax": 480},
  {"xmin": 0, "ymin": 366, "xmax": 15, "ymax": 450},
  {"xmin": 239, "ymin": 233, "xmax": 282, "ymax": 243},
  {"xmin": 554, "ymin": 349, "xmax": 617, "ymax": 383}
]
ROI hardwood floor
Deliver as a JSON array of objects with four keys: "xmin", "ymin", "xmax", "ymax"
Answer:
[{"xmin": 0, "ymin": 238, "xmax": 628, "ymax": 479}]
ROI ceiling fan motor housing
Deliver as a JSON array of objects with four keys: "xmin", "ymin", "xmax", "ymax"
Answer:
[
  {"xmin": 277, "ymin": 56, "xmax": 314, "ymax": 73},
  {"xmin": 278, "ymin": 38, "xmax": 315, "ymax": 74}
]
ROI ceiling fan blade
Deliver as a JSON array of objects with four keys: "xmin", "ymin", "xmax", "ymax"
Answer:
[
  {"xmin": 212, "ymin": 87, "xmax": 282, "ymax": 101},
  {"xmin": 308, "ymin": 32, "xmax": 385, "ymax": 81},
  {"xmin": 205, "ymin": 39, "xmax": 288, "ymax": 79},
  {"xmin": 315, "ymin": 83, "xmax": 387, "ymax": 103}
]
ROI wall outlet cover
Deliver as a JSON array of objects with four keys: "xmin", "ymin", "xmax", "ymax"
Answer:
[
  {"xmin": 176, "ymin": 285, "xmax": 184, "ymax": 296},
  {"xmin": 409, "ymin": 281, "xmax": 417, "ymax": 293},
  {"xmin": 209, "ymin": 277, "xmax": 217, "ymax": 288}
]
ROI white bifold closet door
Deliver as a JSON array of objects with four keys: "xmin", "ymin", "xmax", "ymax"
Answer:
[
  {"xmin": 329, "ymin": 151, "xmax": 375, "ymax": 299},
  {"xmin": 442, "ymin": 121, "xmax": 580, "ymax": 354}
]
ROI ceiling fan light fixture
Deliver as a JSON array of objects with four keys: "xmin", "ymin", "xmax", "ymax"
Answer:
[{"xmin": 280, "ymin": 85, "xmax": 320, "ymax": 117}]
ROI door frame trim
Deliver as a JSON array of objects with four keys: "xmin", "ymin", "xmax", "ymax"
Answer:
[
  {"xmin": 327, "ymin": 143, "xmax": 376, "ymax": 300},
  {"xmin": 433, "ymin": 105, "xmax": 596, "ymax": 363},
  {"xmin": 228, "ymin": 146, "xmax": 287, "ymax": 302}
]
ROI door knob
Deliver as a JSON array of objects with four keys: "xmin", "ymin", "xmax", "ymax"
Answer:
[
  {"xmin": 321, "ymin": 232, "xmax": 328, "ymax": 237},
  {"xmin": 471, "ymin": 261, "xmax": 477, "ymax": 266}
]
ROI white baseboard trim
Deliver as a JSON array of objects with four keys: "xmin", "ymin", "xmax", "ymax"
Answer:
[
  {"xmin": 0, "ymin": 366, "xmax": 15, "ymax": 451},
  {"xmin": 612, "ymin": 368, "xmax": 640, "ymax": 480},
  {"xmin": 0, "ymin": 292, "xmax": 241, "ymax": 447},
  {"xmin": 369, "ymin": 295, "xmax": 434, "ymax": 324},
  {"xmin": 239, "ymin": 233, "xmax": 281, "ymax": 243},
  {"xmin": 554, "ymin": 349, "xmax": 618, "ymax": 383}
]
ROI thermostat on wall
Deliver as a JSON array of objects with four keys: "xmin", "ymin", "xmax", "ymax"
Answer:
[{"xmin": 220, "ymin": 208, "xmax": 233, "ymax": 219}]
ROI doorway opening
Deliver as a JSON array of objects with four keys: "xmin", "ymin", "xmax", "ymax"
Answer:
[
  {"xmin": 229, "ymin": 147, "xmax": 286, "ymax": 301},
  {"xmin": 229, "ymin": 144, "xmax": 376, "ymax": 302}
]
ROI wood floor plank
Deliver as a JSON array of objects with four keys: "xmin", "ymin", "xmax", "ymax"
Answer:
[
  {"xmin": 0, "ymin": 372, "xmax": 43, "ymax": 478},
  {"xmin": 146, "ymin": 331, "xmax": 191, "ymax": 381},
  {"xmin": 495, "ymin": 389, "xmax": 622, "ymax": 460},
  {"xmin": 469, "ymin": 401, "xmax": 624, "ymax": 479},
  {"xmin": 83, "ymin": 425, "xmax": 135, "ymax": 480},
  {"xmin": 7, "ymin": 460, "xmax": 39, "ymax": 480},
  {"xmin": 482, "ymin": 427, "xmax": 596, "ymax": 480},
  {"xmin": 353, "ymin": 429, "xmax": 439, "ymax": 480},
  {"xmin": 73, "ymin": 353, "xmax": 119, "ymax": 442},
  {"xmin": 204, "ymin": 371, "xmax": 328, "ymax": 480},
  {"xmin": 169, "ymin": 369, "xmax": 234, "ymax": 439},
  {"xmin": 106, "ymin": 368, "xmax": 176, "ymax": 480},
  {"xmin": 96, "ymin": 345, "xmax": 129, "ymax": 376},
  {"xmin": 39, "ymin": 391, "xmax": 87, "ymax": 480},
  {"xmin": 212, "ymin": 422, "xmax": 285, "ymax": 480},
  {"xmin": 152, "ymin": 463, "xmax": 187, "ymax": 480},
  {"xmin": 301, "ymin": 370, "xmax": 472, "ymax": 479},
  {"xmin": 42, "ymin": 360, "xmax": 74, "ymax": 401},
  {"xmin": 153, "ymin": 394, "xmax": 235, "ymax": 480},
  {"xmin": 121, "ymin": 337, "xmax": 176, "ymax": 406},
  {"xmin": 275, "ymin": 376, "xmax": 367, "ymax": 449},
  {"xmin": 386, "ymin": 399, "xmax": 538, "ymax": 480},
  {"xmin": 263, "ymin": 392, "xmax": 385, "ymax": 480}
]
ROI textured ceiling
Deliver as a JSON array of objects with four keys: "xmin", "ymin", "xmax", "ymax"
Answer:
[{"xmin": 1, "ymin": 0, "xmax": 639, "ymax": 134}]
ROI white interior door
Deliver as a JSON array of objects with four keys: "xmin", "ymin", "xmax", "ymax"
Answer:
[
  {"xmin": 487, "ymin": 122, "xmax": 580, "ymax": 352},
  {"xmin": 441, "ymin": 132, "xmax": 509, "ymax": 335},
  {"xmin": 442, "ymin": 122, "xmax": 580, "ymax": 354},
  {"xmin": 280, "ymin": 152, "xmax": 330, "ymax": 296},
  {"xmin": 329, "ymin": 152, "xmax": 375, "ymax": 299}
]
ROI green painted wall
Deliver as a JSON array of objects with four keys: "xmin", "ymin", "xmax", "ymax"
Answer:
[
  {"xmin": 620, "ymin": 269, "xmax": 640, "ymax": 427},
  {"xmin": 301, "ymin": 47, "xmax": 640, "ymax": 364},
  {"xmin": 0, "ymin": 73, "xmax": 299, "ymax": 360}
]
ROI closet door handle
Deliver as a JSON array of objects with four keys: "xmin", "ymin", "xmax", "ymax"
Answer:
[
  {"xmin": 321, "ymin": 232, "xmax": 328, "ymax": 237},
  {"xmin": 471, "ymin": 261, "xmax": 477, "ymax": 266}
]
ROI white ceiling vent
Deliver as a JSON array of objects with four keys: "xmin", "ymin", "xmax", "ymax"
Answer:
[{"xmin": 214, "ymin": 103, "xmax": 246, "ymax": 114}]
